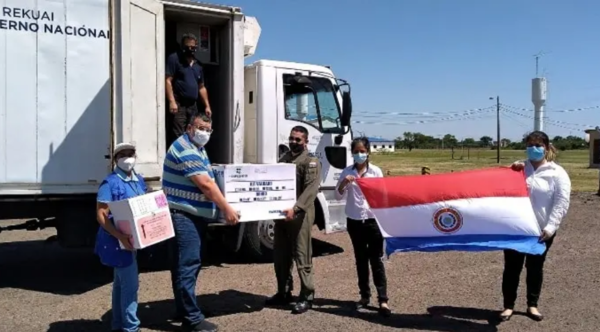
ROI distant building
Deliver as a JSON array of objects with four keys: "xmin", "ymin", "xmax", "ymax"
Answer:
[
  {"xmin": 367, "ymin": 137, "xmax": 395, "ymax": 153},
  {"xmin": 585, "ymin": 128, "xmax": 600, "ymax": 168},
  {"xmin": 494, "ymin": 140, "xmax": 510, "ymax": 148}
]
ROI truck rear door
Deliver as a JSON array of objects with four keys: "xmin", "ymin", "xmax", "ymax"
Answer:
[{"xmin": 110, "ymin": 0, "xmax": 165, "ymax": 178}]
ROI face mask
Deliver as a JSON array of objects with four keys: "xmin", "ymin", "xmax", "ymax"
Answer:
[
  {"xmin": 526, "ymin": 146, "xmax": 545, "ymax": 162},
  {"xmin": 117, "ymin": 157, "xmax": 136, "ymax": 172},
  {"xmin": 182, "ymin": 46, "xmax": 197, "ymax": 56},
  {"xmin": 353, "ymin": 153, "xmax": 368, "ymax": 164},
  {"xmin": 289, "ymin": 142, "xmax": 304, "ymax": 153},
  {"xmin": 192, "ymin": 129, "xmax": 210, "ymax": 146}
]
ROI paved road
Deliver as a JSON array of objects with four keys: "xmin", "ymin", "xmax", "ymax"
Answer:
[{"xmin": 1, "ymin": 192, "xmax": 599, "ymax": 332}]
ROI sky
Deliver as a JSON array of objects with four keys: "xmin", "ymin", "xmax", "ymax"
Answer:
[{"xmin": 221, "ymin": 0, "xmax": 600, "ymax": 141}]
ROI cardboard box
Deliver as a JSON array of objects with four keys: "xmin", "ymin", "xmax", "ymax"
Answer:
[
  {"xmin": 212, "ymin": 164, "xmax": 297, "ymax": 222},
  {"xmin": 108, "ymin": 190, "xmax": 175, "ymax": 249}
]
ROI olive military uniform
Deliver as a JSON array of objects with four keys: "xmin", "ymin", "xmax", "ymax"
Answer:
[{"xmin": 275, "ymin": 150, "xmax": 321, "ymax": 301}]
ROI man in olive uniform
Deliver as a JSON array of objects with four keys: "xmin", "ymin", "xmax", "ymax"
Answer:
[{"xmin": 265, "ymin": 125, "xmax": 321, "ymax": 314}]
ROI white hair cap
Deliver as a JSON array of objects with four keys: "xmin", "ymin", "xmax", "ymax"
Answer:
[{"xmin": 113, "ymin": 142, "xmax": 136, "ymax": 156}]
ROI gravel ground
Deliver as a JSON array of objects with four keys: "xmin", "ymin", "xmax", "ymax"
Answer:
[{"xmin": 1, "ymin": 192, "xmax": 599, "ymax": 332}]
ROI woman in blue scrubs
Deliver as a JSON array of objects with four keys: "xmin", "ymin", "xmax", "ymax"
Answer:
[{"xmin": 94, "ymin": 143, "xmax": 147, "ymax": 332}]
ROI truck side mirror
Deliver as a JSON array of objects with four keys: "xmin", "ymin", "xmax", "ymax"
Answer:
[{"xmin": 341, "ymin": 91, "xmax": 352, "ymax": 127}]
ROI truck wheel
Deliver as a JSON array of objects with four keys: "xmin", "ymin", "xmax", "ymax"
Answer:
[
  {"xmin": 56, "ymin": 200, "xmax": 98, "ymax": 248},
  {"xmin": 241, "ymin": 220, "xmax": 275, "ymax": 262}
]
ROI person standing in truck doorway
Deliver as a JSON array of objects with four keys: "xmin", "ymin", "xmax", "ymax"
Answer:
[
  {"xmin": 94, "ymin": 143, "xmax": 146, "ymax": 332},
  {"xmin": 166, "ymin": 33, "xmax": 212, "ymax": 146},
  {"xmin": 163, "ymin": 114, "xmax": 239, "ymax": 332},
  {"xmin": 266, "ymin": 125, "xmax": 321, "ymax": 314}
]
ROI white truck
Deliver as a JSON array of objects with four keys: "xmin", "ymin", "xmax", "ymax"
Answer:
[{"xmin": 0, "ymin": 0, "xmax": 354, "ymax": 262}]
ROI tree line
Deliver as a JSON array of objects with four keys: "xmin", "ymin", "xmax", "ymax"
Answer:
[{"xmin": 395, "ymin": 132, "xmax": 588, "ymax": 151}]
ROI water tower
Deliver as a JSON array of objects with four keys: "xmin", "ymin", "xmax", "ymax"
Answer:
[
  {"xmin": 532, "ymin": 78, "xmax": 547, "ymax": 131},
  {"xmin": 531, "ymin": 52, "xmax": 548, "ymax": 131}
]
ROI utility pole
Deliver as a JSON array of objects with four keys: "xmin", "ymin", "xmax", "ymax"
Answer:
[
  {"xmin": 496, "ymin": 96, "xmax": 500, "ymax": 163},
  {"xmin": 490, "ymin": 96, "xmax": 501, "ymax": 163}
]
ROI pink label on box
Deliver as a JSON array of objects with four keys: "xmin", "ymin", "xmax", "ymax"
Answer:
[
  {"xmin": 136, "ymin": 210, "xmax": 174, "ymax": 247},
  {"xmin": 155, "ymin": 193, "xmax": 168, "ymax": 208}
]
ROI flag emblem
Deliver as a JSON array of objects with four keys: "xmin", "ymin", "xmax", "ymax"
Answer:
[{"xmin": 433, "ymin": 207, "xmax": 463, "ymax": 234}]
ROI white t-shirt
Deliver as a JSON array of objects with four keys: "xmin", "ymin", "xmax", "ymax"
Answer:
[{"xmin": 334, "ymin": 163, "xmax": 384, "ymax": 220}]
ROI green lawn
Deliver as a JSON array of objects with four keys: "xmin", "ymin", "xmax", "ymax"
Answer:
[{"xmin": 369, "ymin": 149, "xmax": 597, "ymax": 192}]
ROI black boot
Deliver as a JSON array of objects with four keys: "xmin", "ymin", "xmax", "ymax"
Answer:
[
  {"xmin": 292, "ymin": 300, "xmax": 312, "ymax": 314},
  {"xmin": 265, "ymin": 292, "xmax": 293, "ymax": 306}
]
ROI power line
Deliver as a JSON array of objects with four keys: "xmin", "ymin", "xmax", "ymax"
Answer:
[
  {"xmin": 502, "ymin": 112, "xmax": 580, "ymax": 136},
  {"xmin": 353, "ymin": 106, "xmax": 495, "ymax": 119},
  {"xmin": 352, "ymin": 108, "xmax": 495, "ymax": 126},
  {"xmin": 501, "ymin": 112, "xmax": 530, "ymax": 129},
  {"xmin": 502, "ymin": 104, "xmax": 600, "ymax": 113},
  {"xmin": 501, "ymin": 107, "xmax": 587, "ymax": 131},
  {"xmin": 348, "ymin": 102, "xmax": 597, "ymax": 131}
]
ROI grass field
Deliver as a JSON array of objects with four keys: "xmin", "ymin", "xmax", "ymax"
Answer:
[{"xmin": 369, "ymin": 148, "xmax": 598, "ymax": 192}]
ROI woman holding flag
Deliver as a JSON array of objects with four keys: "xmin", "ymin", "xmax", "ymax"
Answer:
[
  {"xmin": 335, "ymin": 137, "xmax": 391, "ymax": 317},
  {"xmin": 500, "ymin": 131, "xmax": 571, "ymax": 322}
]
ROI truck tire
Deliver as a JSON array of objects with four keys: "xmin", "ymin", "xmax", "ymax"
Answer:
[
  {"xmin": 56, "ymin": 200, "xmax": 98, "ymax": 248},
  {"xmin": 241, "ymin": 220, "xmax": 275, "ymax": 262}
]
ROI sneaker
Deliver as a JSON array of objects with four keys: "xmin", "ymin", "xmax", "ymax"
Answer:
[{"xmin": 355, "ymin": 298, "xmax": 370, "ymax": 310}]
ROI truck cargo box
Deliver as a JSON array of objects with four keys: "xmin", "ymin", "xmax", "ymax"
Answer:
[
  {"xmin": 0, "ymin": 0, "xmax": 112, "ymax": 195},
  {"xmin": 0, "ymin": 0, "xmax": 245, "ymax": 197}
]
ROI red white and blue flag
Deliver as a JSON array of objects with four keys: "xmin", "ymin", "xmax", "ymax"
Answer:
[{"xmin": 356, "ymin": 167, "xmax": 546, "ymax": 255}]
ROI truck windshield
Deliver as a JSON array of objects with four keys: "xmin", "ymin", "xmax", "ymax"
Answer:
[{"xmin": 283, "ymin": 74, "xmax": 343, "ymax": 134}]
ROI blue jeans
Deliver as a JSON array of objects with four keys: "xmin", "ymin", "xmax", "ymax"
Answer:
[
  {"xmin": 170, "ymin": 211, "xmax": 206, "ymax": 326},
  {"xmin": 112, "ymin": 258, "xmax": 140, "ymax": 332}
]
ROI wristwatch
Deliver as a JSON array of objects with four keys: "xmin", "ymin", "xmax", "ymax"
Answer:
[{"xmin": 293, "ymin": 206, "xmax": 301, "ymax": 213}]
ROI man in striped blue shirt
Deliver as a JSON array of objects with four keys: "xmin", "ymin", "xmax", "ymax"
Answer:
[{"xmin": 163, "ymin": 113, "xmax": 239, "ymax": 332}]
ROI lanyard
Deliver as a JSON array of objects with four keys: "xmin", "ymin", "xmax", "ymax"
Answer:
[{"xmin": 126, "ymin": 181, "xmax": 142, "ymax": 196}]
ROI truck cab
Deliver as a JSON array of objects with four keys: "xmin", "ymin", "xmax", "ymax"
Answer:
[{"xmin": 236, "ymin": 60, "xmax": 353, "ymax": 260}]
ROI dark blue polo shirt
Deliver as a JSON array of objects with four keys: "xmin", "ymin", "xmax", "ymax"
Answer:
[{"xmin": 166, "ymin": 52, "xmax": 204, "ymax": 102}]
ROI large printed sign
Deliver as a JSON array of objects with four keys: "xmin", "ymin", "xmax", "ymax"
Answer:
[
  {"xmin": 213, "ymin": 164, "xmax": 297, "ymax": 222},
  {"xmin": 0, "ymin": 0, "xmax": 111, "ymax": 190},
  {"xmin": 1, "ymin": 5, "xmax": 109, "ymax": 39}
]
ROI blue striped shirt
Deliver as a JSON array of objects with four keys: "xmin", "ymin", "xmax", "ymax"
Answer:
[{"xmin": 162, "ymin": 134, "xmax": 217, "ymax": 219}]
